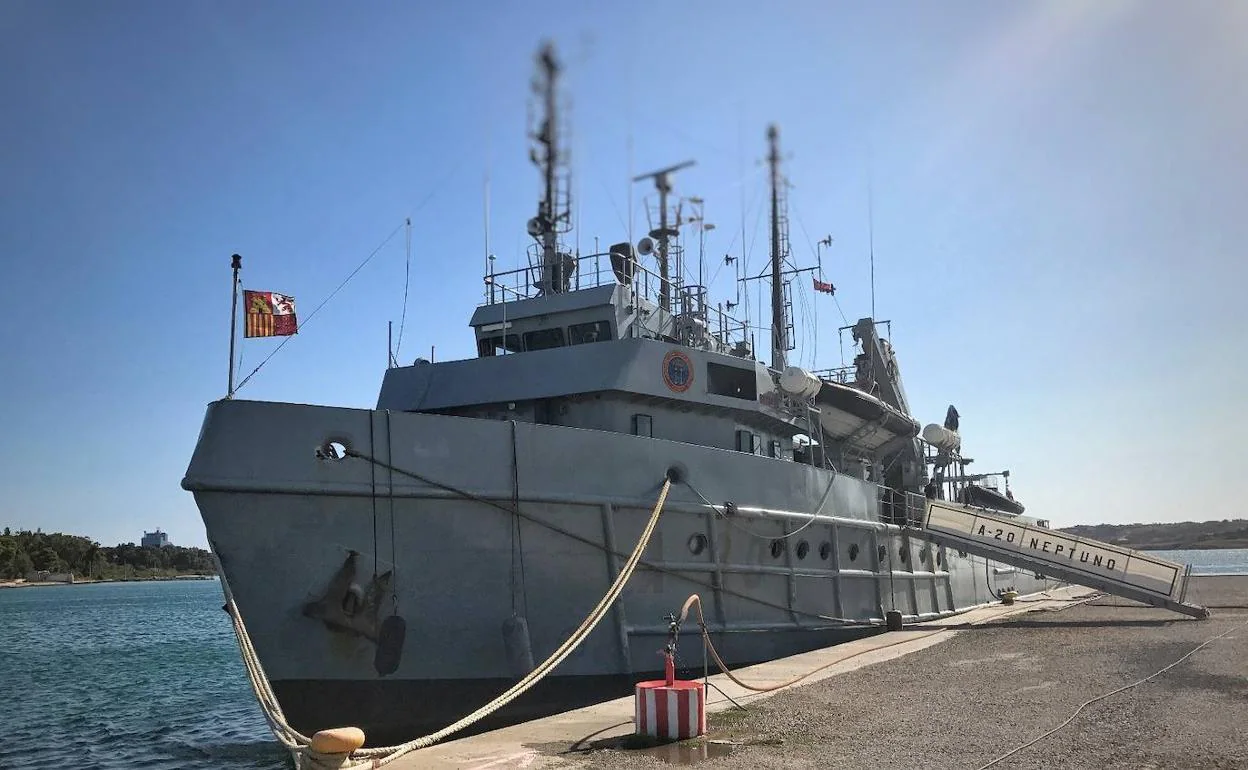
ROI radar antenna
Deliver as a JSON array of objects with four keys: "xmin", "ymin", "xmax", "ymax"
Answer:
[{"xmin": 633, "ymin": 160, "xmax": 696, "ymax": 313}]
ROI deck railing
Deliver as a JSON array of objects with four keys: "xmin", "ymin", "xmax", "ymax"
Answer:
[
  {"xmin": 483, "ymin": 250, "xmax": 752, "ymax": 354},
  {"xmin": 878, "ymin": 486, "xmax": 927, "ymax": 528}
]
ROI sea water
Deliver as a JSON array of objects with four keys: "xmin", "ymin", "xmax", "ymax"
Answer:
[
  {"xmin": 1150, "ymin": 548, "xmax": 1248, "ymax": 575},
  {"xmin": 2, "ymin": 549, "xmax": 1246, "ymax": 770},
  {"xmin": 0, "ymin": 580, "xmax": 286, "ymax": 770}
]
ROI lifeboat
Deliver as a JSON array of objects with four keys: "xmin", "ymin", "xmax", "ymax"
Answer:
[{"xmin": 780, "ymin": 367, "xmax": 920, "ymax": 452}]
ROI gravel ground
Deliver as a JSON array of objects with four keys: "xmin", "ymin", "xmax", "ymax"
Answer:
[{"xmin": 564, "ymin": 576, "xmax": 1248, "ymax": 770}]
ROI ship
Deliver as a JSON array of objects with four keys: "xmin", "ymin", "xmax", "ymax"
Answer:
[{"xmin": 182, "ymin": 43, "xmax": 1054, "ymax": 746}]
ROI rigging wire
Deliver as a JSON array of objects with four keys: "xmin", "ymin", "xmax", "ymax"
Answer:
[
  {"xmin": 233, "ymin": 221, "xmax": 405, "ymax": 394},
  {"xmin": 395, "ymin": 218, "xmax": 412, "ymax": 363},
  {"xmin": 707, "ymin": 178, "xmax": 764, "ymax": 289},
  {"xmin": 232, "ymin": 138, "xmax": 479, "ymax": 395},
  {"xmin": 832, "ymin": 295, "xmax": 850, "ymax": 326}
]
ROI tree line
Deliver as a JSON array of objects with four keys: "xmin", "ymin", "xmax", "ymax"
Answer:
[
  {"xmin": 1059, "ymin": 519, "xmax": 1248, "ymax": 550},
  {"xmin": 0, "ymin": 528, "xmax": 216, "ymax": 580}
]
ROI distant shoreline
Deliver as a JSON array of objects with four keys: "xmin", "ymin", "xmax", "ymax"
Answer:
[
  {"xmin": 0, "ymin": 575, "xmax": 216, "ymax": 590},
  {"xmin": 1059, "ymin": 520, "xmax": 1248, "ymax": 552}
]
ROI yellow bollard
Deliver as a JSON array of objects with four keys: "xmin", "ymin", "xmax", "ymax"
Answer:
[{"xmin": 310, "ymin": 726, "xmax": 366, "ymax": 755}]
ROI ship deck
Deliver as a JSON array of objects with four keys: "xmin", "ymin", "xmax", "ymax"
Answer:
[{"xmin": 375, "ymin": 576, "xmax": 1248, "ymax": 769}]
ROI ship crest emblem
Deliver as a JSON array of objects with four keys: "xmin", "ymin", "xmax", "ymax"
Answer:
[{"xmin": 662, "ymin": 350, "xmax": 693, "ymax": 393}]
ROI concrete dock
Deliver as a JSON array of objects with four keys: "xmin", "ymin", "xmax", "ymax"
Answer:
[{"xmin": 388, "ymin": 576, "xmax": 1247, "ymax": 770}]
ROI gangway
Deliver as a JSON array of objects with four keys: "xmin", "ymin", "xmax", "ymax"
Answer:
[{"xmin": 921, "ymin": 500, "xmax": 1210, "ymax": 619}]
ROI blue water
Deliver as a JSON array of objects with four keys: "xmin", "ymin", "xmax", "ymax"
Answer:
[
  {"xmin": 0, "ymin": 580, "xmax": 287, "ymax": 770},
  {"xmin": 1, "ymin": 549, "xmax": 1245, "ymax": 769},
  {"xmin": 1149, "ymin": 548, "xmax": 1248, "ymax": 575}
]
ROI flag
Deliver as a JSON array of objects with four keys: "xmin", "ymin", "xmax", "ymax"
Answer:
[
  {"xmin": 244, "ymin": 290, "xmax": 298, "ymax": 338},
  {"xmin": 813, "ymin": 277, "xmax": 835, "ymax": 295}
]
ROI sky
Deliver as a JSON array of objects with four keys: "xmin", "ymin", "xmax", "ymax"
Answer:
[{"xmin": 1, "ymin": 0, "xmax": 1245, "ymax": 548}]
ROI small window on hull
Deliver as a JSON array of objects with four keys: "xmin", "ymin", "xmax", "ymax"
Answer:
[
  {"xmin": 632, "ymin": 414, "xmax": 653, "ymax": 437},
  {"xmin": 768, "ymin": 439, "xmax": 782, "ymax": 458},
  {"xmin": 735, "ymin": 430, "xmax": 759, "ymax": 454}
]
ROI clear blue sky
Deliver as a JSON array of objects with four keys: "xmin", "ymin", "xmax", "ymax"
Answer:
[{"xmin": 2, "ymin": 1, "xmax": 1244, "ymax": 548}]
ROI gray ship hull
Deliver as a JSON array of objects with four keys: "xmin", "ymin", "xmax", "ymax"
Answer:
[{"xmin": 184, "ymin": 399, "xmax": 1050, "ymax": 744}]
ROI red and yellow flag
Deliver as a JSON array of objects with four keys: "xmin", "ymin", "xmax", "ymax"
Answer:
[{"xmin": 244, "ymin": 290, "xmax": 298, "ymax": 338}]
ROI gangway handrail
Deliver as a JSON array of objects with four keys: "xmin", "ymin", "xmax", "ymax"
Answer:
[{"xmin": 919, "ymin": 500, "xmax": 1209, "ymax": 620}]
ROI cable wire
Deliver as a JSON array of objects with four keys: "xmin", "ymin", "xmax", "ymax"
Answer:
[
  {"xmin": 976, "ymin": 613, "xmax": 1248, "ymax": 770},
  {"xmin": 233, "ymin": 221, "xmax": 405, "ymax": 393},
  {"xmin": 395, "ymin": 218, "xmax": 412, "ymax": 363}
]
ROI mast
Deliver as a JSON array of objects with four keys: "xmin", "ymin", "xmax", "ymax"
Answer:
[
  {"xmin": 529, "ymin": 42, "xmax": 571, "ymax": 296},
  {"xmin": 633, "ymin": 160, "xmax": 695, "ymax": 313},
  {"xmin": 767, "ymin": 124, "xmax": 785, "ymax": 370},
  {"xmin": 657, "ymin": 175, "xmax": 672, "ymax": 312}
]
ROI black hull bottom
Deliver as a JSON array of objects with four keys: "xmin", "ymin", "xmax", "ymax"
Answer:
[{"xmin": 272, "ymin": 626, "xmax": 884, "ymax": 747}]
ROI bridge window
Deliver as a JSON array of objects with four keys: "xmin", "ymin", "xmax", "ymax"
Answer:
[
  {"xmin": 631, "ymin": 414, "xmax": 652, "ymax": 437},
  {"xmin": 707, "ymin": 363, "xmax": 757, "ymax": 400},
  {"xmin": 523, "ymin": 327, "xmax": 566, "ymax": 351},
  {"xmin": 569, "ymin": 320, "xmax": 612, "ymax": 345},
  {"xmin": 478, "ymin": 334, "xmax": 521, "ymax": 357}
]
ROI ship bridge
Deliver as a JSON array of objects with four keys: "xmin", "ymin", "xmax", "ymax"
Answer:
[{"xmin": 918, "ymin": 500, "xmax": 1209, "ymax": 619}]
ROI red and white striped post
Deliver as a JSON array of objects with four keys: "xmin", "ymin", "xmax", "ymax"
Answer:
[{"xmin": 634, "ymin": 650, "xmax": 706, "ymax": 740}]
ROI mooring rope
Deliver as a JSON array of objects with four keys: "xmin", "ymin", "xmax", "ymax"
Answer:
[
  {"xmin": 975, "ymin": 612, "xmax": 1248, "ymax": 770},
  {"xmin": 345, "ymin": 448, "xmax": 876, "ymax": 628},
  {"xmin": 223, "ymin": 476, "xmax": 673, "ymax": 769},
  {"xmin": 676, "ymin": 593, "xmax": 950, "ymax": 694}
]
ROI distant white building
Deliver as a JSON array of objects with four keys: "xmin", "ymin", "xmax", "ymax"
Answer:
[{"xmin": 141, "ymin": 529, "xmax": 170, "ymax": 548}]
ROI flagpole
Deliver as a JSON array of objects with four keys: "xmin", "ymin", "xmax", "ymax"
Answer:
[{"xmin": 228, "ymin": 254, "xmax": 242, "ymax": 399}]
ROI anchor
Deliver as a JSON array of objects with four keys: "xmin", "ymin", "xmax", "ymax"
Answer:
[{"xmin": 303, "ymin": 551, "xmax": 396, "ymax": 645}]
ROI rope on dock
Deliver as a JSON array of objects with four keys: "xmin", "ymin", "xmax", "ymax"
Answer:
[
  {"xmin": 975, "ymin": 612, "xmax": 1248, "ymax": 770},
  {"xmin": 676, "ymin": 593, "xmax": 950, "ymax": 694},
  {"xmin": 223, "ymin": 476, "xmax": 673, "ymax": 769}
]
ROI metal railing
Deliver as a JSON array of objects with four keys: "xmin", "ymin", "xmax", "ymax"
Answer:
[
  {"xmin": 878, "ymin": 486, "xmax": 927, "ymax": 528},
  {"xmin": 483, "ymin": 249, "xmax": 660, "ymax": 305},
  {"xmin": 812, "ymin": 365, "xmax": 857, "ymax": 384},
  {"xmin": 482, "ymin": 250, "xmax": 753, "ymax": 355}
]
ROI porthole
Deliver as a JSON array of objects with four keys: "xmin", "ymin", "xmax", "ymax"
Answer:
[
  {"xmin": 688, "ymin": 533, "xmax": 707, "ymax": 555},
  {"xmin": 936, "ymin": 551, "xmax": 944, "ymax": 567},
  {"xmin": 848, "ymin": 544, "xmax": 860, "ymax": 562},
  {"xmin": 770, "ymin": 539, "xmax": 784, "ymax": 558},
  {"xmin": 877, "ymin": 545, "xmax": 887, "ymax": 563},
  {"xmin": 899, "ymin": 546, "xmax": 909, "ymax": 562},
  {"xmin": 796, "ymin": 541, "xmax": 810, "ymax": 560},
  {"xmin": 819, "ymin": 542, "xmax": 832, "ymax": 560},
  {"xmin": 920, "ymin": 548, "xmax": 930, "ymax": 564},
  {"xmin": 317, "ymin": 440, "xmax": 348, "ymax": 461}
]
